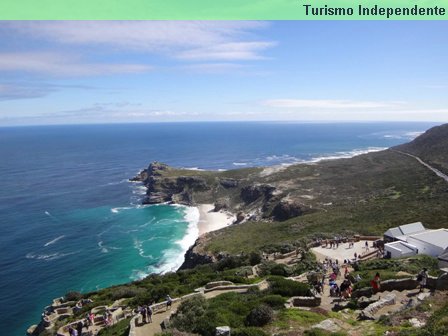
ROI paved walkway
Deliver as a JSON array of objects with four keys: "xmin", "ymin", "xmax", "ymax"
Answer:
[
  {"xmin": 393, "ymin": 150, "xmax": 448, "ymax": 183},
  {"xmin": 134, "ymin": 281, "xmax": 268, "ymax": 336},
  {"xmin": 311, "ymin": 240, "xmax": 376, "ymax": 264}
]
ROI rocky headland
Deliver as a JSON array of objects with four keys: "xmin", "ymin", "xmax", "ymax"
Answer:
[{"xmin": 130, "ymin": 123, "xmax": 448, "ymax": 270}]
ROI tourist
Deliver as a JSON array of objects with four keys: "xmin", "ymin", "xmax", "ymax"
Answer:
[
  {"xmin": 74, "ymin": 301, "xmax": 82, "ymax": 313},
  {"xmin": 344, "ymin": 265, "xmax": 349, "ymax": 277},
  {"xmin": 371, "ymin": 272, "xmax": 381, "ymax": 294},
  {"xmin": 340, "ymin": 279, "xmax": 352, "ymax": 299},
  {"xmin": 365, "ymin": 241, "xmax": 369, "ymax": 251},
  {"xmin": 141, "ymin": 305, "xmax": 147, "ymax": 324},
  {"xmin": 330, "ymin": 272, "xmax": 337, "ymax": 281},
  {"xmin": 76, "ymin": 320, "xmax": 84, "ymax": 336},
  {"xmin": 330, "ymin": 283, "xmax": 340, "ymax": 297},
  {"xmin": 166, "ymin": 295, "xmax": 173, "ymax": 311},
  {"xmin": 147, "ymin": 304, "xmax": 153, "ymax": 323},
  {"xmin": 354, "ymin": 252, "xmax": 357, "ymax": 260},
  {"xmin": 89, "ymin": 312, "xmax": 95, "ymax": 326},
  {"xmin": 354, "ymin": 274, "xmax": 362, "ymax": 282},
  {"xmin": 417, "ymin": 268, "xmax": 428, "ymax": 293},
  {"xmin": 68, "ymin": 326, "xmax": 78, "ymax": 336}
]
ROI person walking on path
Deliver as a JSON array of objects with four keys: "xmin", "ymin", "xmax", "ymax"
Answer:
[
  {"xmin": 166, "ymin": 295, "xmax": 173, "ymax": 311},
  {"xmin": 417, "ymin": 268, "xmax": 428, "ymax": 293},
  {"xmin": 76, "ymin": 320, "xmax": 84, "ymax": 336},
  {"xmin": 371, "ymin": 272, "xmax": 381, "ymax": 294},
  {"xmin": 147, "ymin": 304, "xmax": 153, "ymax": 323}
]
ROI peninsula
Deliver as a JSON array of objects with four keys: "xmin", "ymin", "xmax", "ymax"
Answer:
[{"xmin": 29, "ymin": 123, "xmax": 448, "ymax": 336}]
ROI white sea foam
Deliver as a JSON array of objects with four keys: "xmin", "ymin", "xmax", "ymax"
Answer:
[
  {"xmin": 130, "ymin": 269, "xmax": 150, "ymax": 280},
  {"xmin": 132, "ymin": 185, "xmax": 147, "ymax": 195},
  {"xmin": 405, "ymin": 131, "xmax": 424, "ymax": 139},
  {"xmin": 44, "ymin": 235, "xmax": 65, "ymax": 247},
  {"xmin": 98, "ymin": 241, "xmax": 122, "ymax": 253},
  {"xmin": 104, "ymin": 179, "xmax": 129, "ymax": 186},
  {"xmin": 308, "ymin": 147, "xmax": 386, "ymax": 163},
  {"xmin": 150, "ymin": 205, "xmax": 200, "ymax": 275},
  {"xmin": 98, "ymin": 241, "xmax": 108, "ymax": 253},
  {"xmin": 111, "ymin": 206, "xmax": 133, "ymax": 213},
  {"xmin": 133, "ymin": 238, "xmax": 155, "ymax": 259},
  {"xmin": 26, "ymin": 251, "xmax": 78, "ymax": 261},
  {"xmin": 233, "ymin": 162, "xmax": 247, "ymax": 166}
]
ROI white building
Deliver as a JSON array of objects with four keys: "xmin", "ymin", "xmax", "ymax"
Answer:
[
  {"xmin": 384, "ymin": 222, "xmax": 426, "ymax": 242},
  {"xmin": 384, "ymin": 223, "xmax": 448, "ymax": 259},
  {"xmin": 384, "ymin": 241, "xmax": 418, "ymax": 258}
]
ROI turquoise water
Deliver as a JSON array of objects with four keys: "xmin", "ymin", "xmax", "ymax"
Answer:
[{"xmin": 0, "ymin": 121, "xmax": 439, "ymax": 335}]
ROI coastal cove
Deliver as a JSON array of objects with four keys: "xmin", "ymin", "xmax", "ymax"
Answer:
[{"xmin": 0, "ymin": 122, "xmax": 438, "ymax": 336}]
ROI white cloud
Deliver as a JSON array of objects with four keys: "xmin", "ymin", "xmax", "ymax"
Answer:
[
  {"xmin": 263, "ymin": 99, "xmax": 405, "ymax": 109},
  {"xmin": 2, "ymin": 21, "xmax": 273, "ymax": 62},
  {"xmin": 177, "ymin": 41, "xmax": 275, "ymax": 61},
  {"xmin": 0, "ymin": 52, "xmax": 152, "ymax": 77}
]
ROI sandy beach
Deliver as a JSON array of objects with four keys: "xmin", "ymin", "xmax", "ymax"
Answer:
[{"xmin": 197, "ymin": 204, "xmax": 235, "ymax": 236}]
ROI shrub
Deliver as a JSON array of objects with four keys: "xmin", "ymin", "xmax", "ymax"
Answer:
[
  {"xmin": 97, "ymin": 318, "xmax": 130, "ymax": 336},
  {"xmin": 109, "ymin": 286, "xmax": 145, "ymax": 300},
  {"xmin": 245, "ymin": 305, "xmax": 273, "ymax": 327},
  {"xmin": 269, "ymin": 264, "xmax": 290, "ymax": 277},
  {"xmin": 65, "ymin": 291, "xmax": 83, "ymax": 301},
  {"xmin": 170, "ymin": 296, "xmax": 208, "ymax": 334},
  {"xmin": 268, "ymin": 276, "xmax": 310, "ymax": 297},
  {"xmin": 260, "ymin": 295, "xmax": 286, "ymax": 309},
  {"xmin": 232, "ymin": 327, "xmax": 269, "ymax": 336},
  {"xmin": 215, "ymin": 256, "xmax": 247, "ymax": 271},
  {"xmin": 249, "ymin": 252, "xmax": 262, "ymax": 266}
]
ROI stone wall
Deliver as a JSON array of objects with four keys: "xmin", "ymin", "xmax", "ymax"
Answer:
[
  {"xmin": 352, "ymin": 276, "xmax": 440, "ymax": 299},
  {"xmin": 288, "ymin": 295, "xmax": 321, "ymax": 307}
]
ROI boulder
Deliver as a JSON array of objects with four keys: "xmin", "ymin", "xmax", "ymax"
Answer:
[
  {"xmin": 214, "ymin": 199, "xmax": 229, "ymax": 212},
  {"xmin": 409, "ymin": 318, "xmax": 426, "ymax": 328},
  {"xmin": 216, "ymin": 326, "xmax": 231, "ymax": 336},
  {"xmin": 26, "ymin": 325, "xmax": 38, "ymax": 336},
  {"xmin": 312, "ymin": 319, "xmax": 341, "ymax": 333},
  {"xmin": 235, "ymin": 212, "xmax": 246, "ymax": 223}
]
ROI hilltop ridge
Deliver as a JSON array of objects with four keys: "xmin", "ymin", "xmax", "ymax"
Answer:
[{"xmin": 395, "ymin": 123, "xmax": 448, "ymax": 174}]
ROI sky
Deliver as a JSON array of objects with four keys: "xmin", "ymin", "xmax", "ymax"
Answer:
[{"xmin": 0, "ymin": 21, "xmax": 447, "ymax": 126}]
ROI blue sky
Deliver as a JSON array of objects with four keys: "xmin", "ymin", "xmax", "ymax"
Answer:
[{"xmin": 0, "ymin": 21, "xmax": 447, "ymax": 126}]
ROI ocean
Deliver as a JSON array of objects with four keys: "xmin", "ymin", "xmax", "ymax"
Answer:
[{"xmin": 0, "ymin": 121, "xmax": 439, "ymax": 335}]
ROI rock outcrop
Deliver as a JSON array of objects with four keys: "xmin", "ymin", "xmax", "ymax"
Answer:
[
  {"xmin": 240, "ymin": 184, "xmax": 275, "ymax": 204},
  {"xmin": 271, "ymin": 199, "xmax": 305, "ymax": 221},
  {"xmin": 179, "ymin": 238, "xmax": 215, "ymax": 270}
]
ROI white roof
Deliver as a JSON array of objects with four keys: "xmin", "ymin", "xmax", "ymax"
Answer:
[
  {"xmin": 409, "ymin": 229, "xmax": 448, "ymax": 250},
  {"xmin": 385, "ymin": 241, "xmax": 417, "ymax": 254},
  {"xmin": 384, "ymin": 222, "xmax": 426, "ymax": 238}
]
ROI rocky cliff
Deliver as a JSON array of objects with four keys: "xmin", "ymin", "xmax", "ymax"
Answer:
[{"xmin": 131, "ymin": 162, "xmax": 310, "ymax": 223}]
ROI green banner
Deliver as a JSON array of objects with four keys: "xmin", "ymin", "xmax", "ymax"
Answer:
[{"xmin": 0, "ymin": 0, "xmax": 447, "ymax": 19}]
